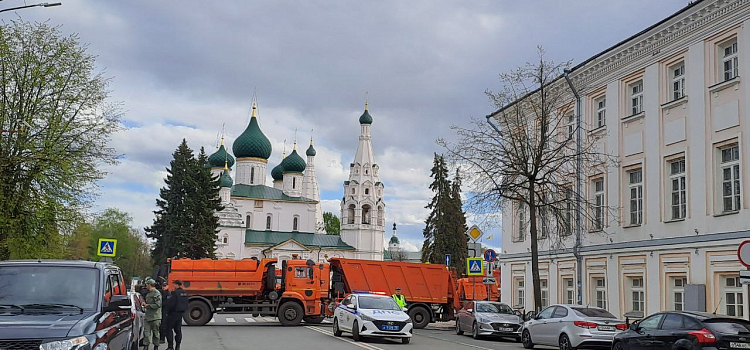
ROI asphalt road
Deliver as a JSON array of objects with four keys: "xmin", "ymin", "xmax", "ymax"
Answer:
[{"xmin": 178, "ymin": 314, "xmax": 553, "ymax": 350}]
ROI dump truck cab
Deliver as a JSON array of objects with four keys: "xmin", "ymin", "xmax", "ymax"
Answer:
[{"xmin": 276, "ymin": 259, "xmax": 330, "ymax": 325}]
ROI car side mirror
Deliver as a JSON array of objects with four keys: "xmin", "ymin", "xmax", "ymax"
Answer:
[{"xmin": 104, "ymin": 295, "xmax": 131, "ymax": 312}]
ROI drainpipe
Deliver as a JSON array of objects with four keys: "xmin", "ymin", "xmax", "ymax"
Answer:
[{"xmin": 563, "ymin": 69, "xmax": 583, "ymax": 305}]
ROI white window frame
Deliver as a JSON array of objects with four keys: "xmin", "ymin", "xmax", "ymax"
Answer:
[
  {"xmin": 721, "ymin": 39, "xmax": 739, "ymax": 82},
  {"xmin": 567, "ymin": 114, "xmax": 575, "ymax": 139},
  {"xmin": 540, "ymin": 278, "xmax": 549, "ymax": 309},
  {"xmin": 292, "ymin": 216, "xmax": 299, "ymax": 232},
  {"xmin": 630, "ymin": 81, "xmax": 643, "ymax": 115},
  {"xmin": 722, "ymin": 275, "xmax": 744, "ymax": 317},
  {"xmin": 250, "ymin": 167, "xmax": 255, "ymax": 185},
  {"xmin": 266, "ymin": 215, "xmax": 272, "ymax": 230},
  {"xmin": 671, "ymin": 62, "xmax": 685, "ymax": 101},
  {"xmin": 628, "ymin": 169, "xmax": 643, "ymax": 225},
  {"xmin": 538, "ymin": 206, "xmax": 549, "ymax": 239},
  {"xmin": 669, "ymin": 276, "xmax": 687, "ymax": 311},
  {"xmin": 629, "ymin": 276, "xmax": 645, "ymax": 312},
  {"xmin": 563, "ymin": 277, "xmax": 575, "ymax": 304},
  {"xmin": 595, "ymin": 97, "xmax": 606, "ymax": 128},
  {"xmin": 592, "ymin": 178, "xmax": 605, "ymax": 231},
  {"xmin": 593, "ymin": 277, "xmax": 606, "ymax": 309},
  {"xmin": 669, "ymin": 158, "xmax": 687, "ymax": 220},
  {"xmin": 515, "ymin": 278, "xmax": 525, "ymax": 308},
  {"xmin": 720, "ymin": 144, "xmax": 741, "ymax": 213},
  {"xmin": 563, "ymin": 187, "xmax": 574, "ymax": 236},
  {"xmin": 514, "ymin": 204, "xmax": 526, "ymax": 242}
]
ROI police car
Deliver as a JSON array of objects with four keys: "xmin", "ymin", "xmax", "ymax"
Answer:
[{"xmin": 332, "ymin": 291, "xmax": 414, "ymax": 344}]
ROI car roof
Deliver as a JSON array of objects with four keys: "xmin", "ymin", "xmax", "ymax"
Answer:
[
  {"xmin": 661, "ymin": 310, "xmax": 741, "ymax": 320},
  {"xmin": 353, "ymin": 293, "xmax": 391, "ymax": 298},
  {"xmin": 0, "ymin": 259, "xmax": 117, "ymax": 270}
]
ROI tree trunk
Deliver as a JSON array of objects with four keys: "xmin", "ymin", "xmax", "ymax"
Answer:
[{"xmin": 528, "ymin": 181, "xmax": 542, "ymax": 313}]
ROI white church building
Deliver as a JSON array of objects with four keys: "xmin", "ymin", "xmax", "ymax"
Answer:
[{"xmin": 213, "ymin": 102, "xmax": 385, "ymax": 262}]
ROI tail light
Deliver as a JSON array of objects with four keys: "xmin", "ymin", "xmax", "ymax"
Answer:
[
  {"xmin": 616, "ymin": 324, "xmax": 628, "ymax": 330},
  {"xmin": 688, "ymin": 328, "xmax": 716, "ymax": 344},
  {"xmin": 574, "ymin": 321, "xmax": 598, "ymax": 329},
  {"xmin": 131, "ymin": 312, "xmax": 136, "ymax": 319}
]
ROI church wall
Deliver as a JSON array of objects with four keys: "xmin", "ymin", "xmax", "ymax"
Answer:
[{"xmin": 233, "ymin": 198, "xmax": 318, "ymax": 233}]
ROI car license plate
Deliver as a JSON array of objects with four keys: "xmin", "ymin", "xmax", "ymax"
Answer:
[
  {"xmin": 381, "ymin": 325, "xmax": 399, "ymax": 331},
  {"xmin": 730, "ymin": 343, "xmax": 750, "ymax": 349},
  {"xmin": 499, "ymin": 327, "xmax": 515, "ymax": 332},
  {"xmin": 598, "ymin": 326, "xmax": 616, "ymax": 331}
]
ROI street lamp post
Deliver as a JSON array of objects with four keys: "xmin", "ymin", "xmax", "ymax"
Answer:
[{"xmin": 0, "ymin": 2, "xmax": 61, "ymax": 14}]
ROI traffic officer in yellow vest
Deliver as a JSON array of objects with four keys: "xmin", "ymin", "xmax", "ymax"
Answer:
[
  {"xmin": 392, "ymin": 287, "xmax": 407, "ymax": 309},
  {"xmin": 142, "ymin": 278, "xmax": 163, "ymax": 350}
]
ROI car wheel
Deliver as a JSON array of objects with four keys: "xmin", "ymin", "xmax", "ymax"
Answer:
[
  {"xmin": 455, "ymin": 320, "xmax": 464, "ymax": 335},
  {"xmin": 613, "ymin": 342, "xmax": 624, "ymax": 350},
  {"xmin": 352, "ymin": 320, "xmax": 361, "ymax": 341},
  {"xmin": 522, "ymin": 330, "xmax": 534, "ymax": 349},
  {"xmin": 333, "ymin": 318, "xmax": 342, "ymax": 337},
  {"xmin": 472, "ymin": 322, "xmax": 480, "ymax": 340},
  {"xmin": 559, "ymin": 334, "xmax": 576, "ymax": 350},
  {"xmin": 402, "ymin": 337, "xmax": 411, "ymax": 344}
]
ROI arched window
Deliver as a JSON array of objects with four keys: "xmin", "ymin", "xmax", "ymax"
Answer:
[
  {"xmin": 362, "ymin": 205, "xmax": 372, "ymax": 225},
  {"xmin": 365, "ymin": 169, "xmax": 369, "ymax": 175},
  {"xmin": 266, "ymin": 215, "xmax": 272, "ymax": 230},
  {"xmin": 245, "ymin": 214, "xmax": 252, "ymax": 229},
  {"xmin": 347, "ymin": 204, "xmax": 356, "ymax": 224},
  {"xmin": 365, "ymin": 188, "xmax": 369, "ymax": 195},
  {"xmin": 251, "ymin": 167, "xmax": 255, "ymax": 184},
  {"xmin": 293, "ymin": 177, "xmax": 296, "ymax": 189},
  {"xmin": 222, "ymin": 234, "xmax": 229, "ymax": 244},
  {"xmin": 293, "ymin": 216, "xmax": 299, "ymax": 231},
  {"xmin": 377, "ymin": 207, "xmax": 384, "ymax": 226}
]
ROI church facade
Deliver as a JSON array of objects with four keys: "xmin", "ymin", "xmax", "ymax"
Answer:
[{"xmin": 212, "ymin": 102, "xmax": 384, "ymax": 262}]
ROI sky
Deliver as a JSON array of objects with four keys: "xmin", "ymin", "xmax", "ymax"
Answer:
[{"xmin": 11, "ymin": 0, "xmax": 690, "ymax": 252}]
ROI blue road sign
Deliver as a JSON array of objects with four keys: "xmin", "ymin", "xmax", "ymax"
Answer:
[
  {"xmin": 445, "ymin": 254, "xmax": 451, "ymax": 266},
  {"xmin": 483, "ymin": 249, "xmax": 497, "ymax": 263},
  {"xmin": 98, "ymin": 238, "xmax": 117, "ymax": 257},
  {"xmin": 467, "ymin": 258, "xmax": 484, "ymax": 276}
]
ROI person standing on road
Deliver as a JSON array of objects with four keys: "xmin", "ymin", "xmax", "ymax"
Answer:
[
  {"xmin": 141, "ymin": 278, "xmax": 162, "ymax": 350},
  {"xmin": 165, "ymin": 280, "xmax": 188, "ymax": 350},
  {"xmin": 392, "ymin": 287, "xmax": 407, "ymax": 309},
  {"xmin": 159, "ymin": 280, "xmax": 171, "ymax": 345}
]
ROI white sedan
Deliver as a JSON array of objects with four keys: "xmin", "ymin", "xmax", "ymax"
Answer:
[{"xmin": 333, "ymin": 292, "xmax": 414, "ymax": 344}]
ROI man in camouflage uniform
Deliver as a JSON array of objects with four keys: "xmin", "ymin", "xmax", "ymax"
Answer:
[{"xmin": 142, "ymin": 278, "xmax": 162, "ymax": 350}]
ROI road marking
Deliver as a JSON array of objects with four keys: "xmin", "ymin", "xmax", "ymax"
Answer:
[
  {"xmin": 417, "ymin": 332, "xmax": 494, "ymax": 350},
  {"xmin": 244, "ymin": 317, "xmax": 256, "ymax": 323},
  {"xmin": 306, "ymin": 325, "xmax": 386, "ymax": 350},
  {"xmin": 209, "ymin": 318, "xmax": 215, "ymax": 324},
  {"xmin": 226, "ymin": 317, "xmax": 236, "ymax": 323}
]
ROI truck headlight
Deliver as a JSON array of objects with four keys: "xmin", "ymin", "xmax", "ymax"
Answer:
[
  {"xmin": 360, "ymin": 314, "xmax": 376, "ymax": 322},
  {"xmin": 39, "ymin": 337, "xmax": 89, "ymax": 350}
]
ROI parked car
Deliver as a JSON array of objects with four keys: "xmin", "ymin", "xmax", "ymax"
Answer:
[
  {"xmin": 0, "ymin": 260, "xmax": 135, "ymax": 350},
  {"xmin": 613, "ymin": 311, "xmax": 750, "ymax": 350},
  {"xmin": 522, "ymin": 304, "xmax": 626, "ymax": 350},
  {"xmin": 129, "ymin": 292, "xmax": 146, "ymax": 347},
  {"xmin": 456, "ymin": 301, "xmax": 523, "ymax": 341}
]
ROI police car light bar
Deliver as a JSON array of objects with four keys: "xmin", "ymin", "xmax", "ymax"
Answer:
[{"xmin": 352, "ymin": 290, "xmax": 387, "ymax": 295}]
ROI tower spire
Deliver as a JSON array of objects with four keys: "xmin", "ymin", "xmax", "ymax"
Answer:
[
  {"xmin": 365, "ymin": 91, "xmax": 369, "ymax": 111},
  {"xmin": 293, "ymin": 128, "xmax": 298, "ymax": 150},
  {"xmin": 251, "ymin": 102, "xmax": 258, "ymax": 118}
]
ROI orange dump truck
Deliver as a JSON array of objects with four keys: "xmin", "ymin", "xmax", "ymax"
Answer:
[{"xmin": 167, "ymin": 257, "xmax": 499, "ymax": 328}]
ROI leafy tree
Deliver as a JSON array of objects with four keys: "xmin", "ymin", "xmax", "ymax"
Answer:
[
  {"xmin": 422, "ymin": 154, "xmax": 468, "ymax": 272},
  {"xmin": 323, "ymin": 212, "xmax": 341, "ymax": 235},
  {"xmin": 146, "ymin": 141, "xmax": 221, "ymax": 264},
  {"xmin": 0, "ymin": 20, "xmax": 119, "ymax": 259}
]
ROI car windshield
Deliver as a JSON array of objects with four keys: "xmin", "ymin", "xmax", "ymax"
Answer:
[
  {"xmin": 572, "ymin": 307, "xmax": 616, "ymax": 318},
  {"xmin": 0, "ymin": 266, "xmax": 99, "ymax": 310},
  {"xmin": 358, "ymin": 296, "xmax": 401, "ymax": 311},
  {"xmin": 704, "ymin": 319, "xmax": 750, "ymax": 334},
  {"xmin": 476, "ymin": 302, "xmax": 514, "ymax": 314}
]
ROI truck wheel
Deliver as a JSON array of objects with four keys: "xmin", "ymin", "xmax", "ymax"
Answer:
[
  {"xmin": 408, "ymin": 306, "xmax": 430, "ymax": 329},
  {"xmin": 352, "ymin": 320, "xmax": 361, "ymax": 341},
  {"xmin": 184, "ymin": 300, "xmax": 212, "ymax": 326},
  {"xmin": 278, "ymin": 301, "xmax": 304, "ymax": 326},
  {"xmin": 304, "ymin": 315, "xmax": 325, "ymax": 324}
]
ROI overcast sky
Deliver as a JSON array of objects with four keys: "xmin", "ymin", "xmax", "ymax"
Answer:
[{"xmin": 13, "ymin": 0, "xmax": 688, "ymax": 252}]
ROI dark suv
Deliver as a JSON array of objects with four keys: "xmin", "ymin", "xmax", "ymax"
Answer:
[
  {"xmin": 0, "ymin": 260, "xmax": 135, "ymax": 350},
  {"xmin": 614, "ymin": 311, "xmax": 750, "ymax": 350}
]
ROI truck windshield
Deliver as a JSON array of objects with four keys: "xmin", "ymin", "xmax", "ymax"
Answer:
[
  {"xmin": 0, "ymin": 266, "xmax": 99, "ymax": 310},
  {"xmin": 358, "ymin": 296, "xmax": 401, "ymax": 311},
  {"xmin": 476, "ymin": 302, "xmax": 514, "ymax": 314}
]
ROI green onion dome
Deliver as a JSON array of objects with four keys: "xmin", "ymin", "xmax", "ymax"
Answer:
[
  {"xmin": 220, "ymin": 169, "xmax": 233, "ymax": 188},
  {"xmin": 232, "ymin": 103, "xmax": 272, "ymax": 160},
  {"xmin": 208, "ymin": 141, "xmax": 234, "ymax": 168},
  {"xmin": 389, "ymin": 235, "xmax": 399, "ymax": 245},
  {"xmin": 281, "ymin": 148, "xmax": 306, "ymax": 173},
  {"xmin": 359, "ymin": 102, "xmax": 373, "ymax": 125},
  {"xmin": 306, "ymin": 143, "xmax": 316, "ymax": 157},
  {"xmin": 271, "ymin": 162, "xmax": 284, "ymax": 181}
]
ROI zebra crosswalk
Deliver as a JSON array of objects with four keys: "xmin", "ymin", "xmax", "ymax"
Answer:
[{"xmin": 203, "ymin": 315, "xmax": 331, "ymax": 325}]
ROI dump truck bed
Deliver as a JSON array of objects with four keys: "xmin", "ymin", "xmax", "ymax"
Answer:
[
  {"xmin": 329, "ymin": 258, "xmax": 454, "ymax": 304},
  {"xmin": 168, "ymin": 258, "xmax": 276, "ymax": 297}
]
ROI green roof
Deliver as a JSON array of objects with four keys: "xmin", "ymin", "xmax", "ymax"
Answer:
[
  {"xmin": 282, "ymin": 149, "xmax": 306, "ymax": 173},
  {"xmin": 389, "ymin": 235, "xmax": 399, "ymax": 245},
  {"xmin": 245, "ymin": 230, "xmax": 355, "ymax": 250},
  {"xmin": 306, "ymin": 143, "xmax": 316, "ymax": 157},
  {"xmin": 359, "ymin": 108, "xmax": 373, "ymax": 125},
  {"xmin": 220, "ymin": 169, "xmax": 233, "ymax": 188},
  {"xmin": 271, "ymin": 162, "xmax": 284, "ymax": 181},
  {"xmin": 231, "ymin": 184, "xmax": 316, "ymax": 203},
  {"xmin": 233, "ymin": 106, "xmax": 272, "ymax": 160},
  {"xmin": 208, "ymin": 144, "xmax": 235, "ymax": 168}
]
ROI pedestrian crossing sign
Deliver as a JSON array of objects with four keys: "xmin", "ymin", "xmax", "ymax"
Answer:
[
  {"xmin": 98, "ymin": 238, "xmax": 117, "ymax": 257},
  {"xmin": 467, "ymin": 257, "xmax": 483, "ymax": 276}
]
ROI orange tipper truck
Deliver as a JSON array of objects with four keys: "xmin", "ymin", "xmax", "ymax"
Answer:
[{"xmin": 167, "ymin": 257, "xmax": 498, "ymax": 328}]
